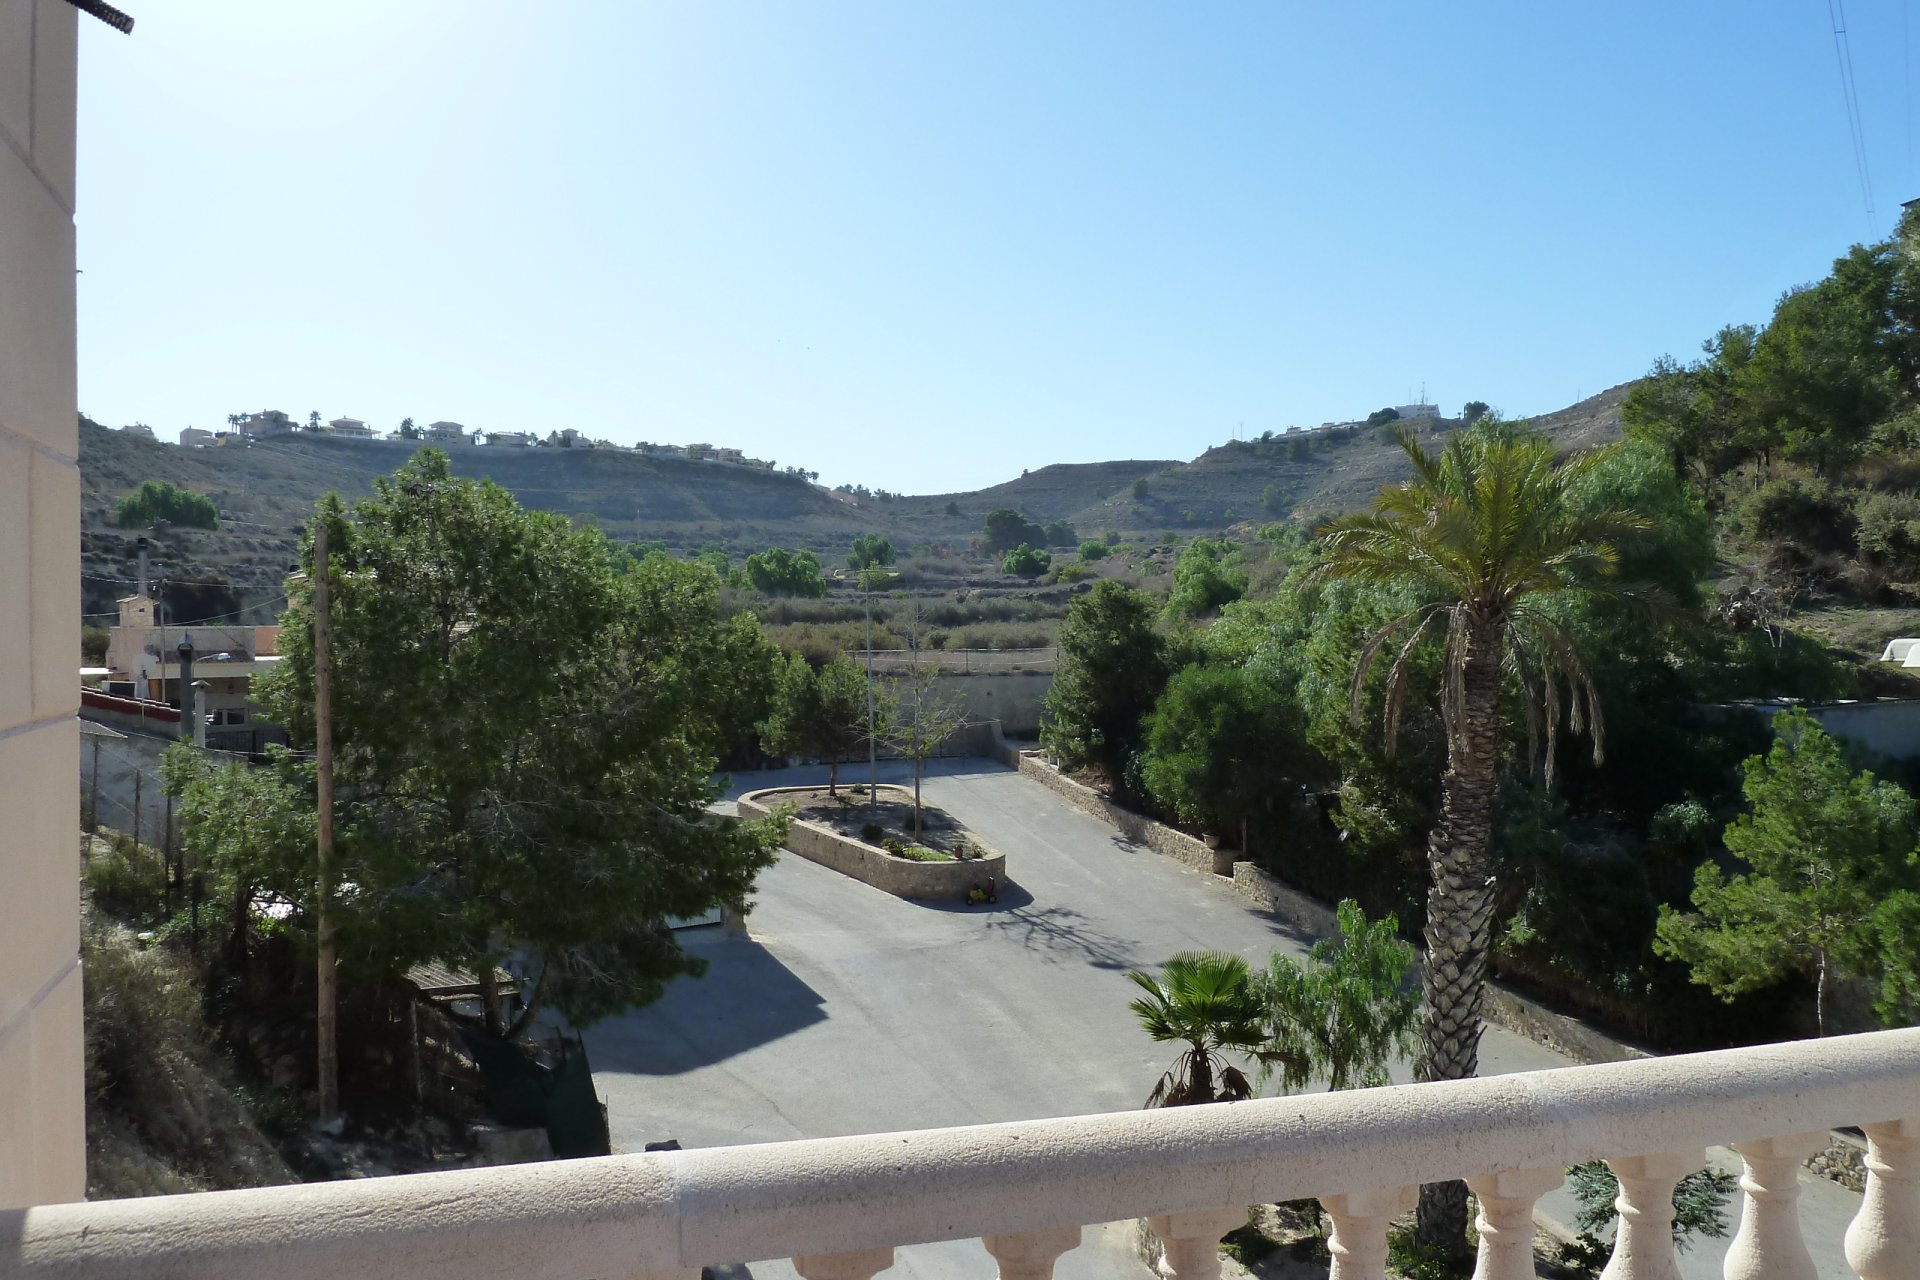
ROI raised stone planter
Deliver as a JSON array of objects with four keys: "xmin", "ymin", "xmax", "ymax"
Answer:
[
  {"xmin": 1014, "ymin": 752, "xmax": 1235, "ymax": 876},
  {"xmin": 737, "ymin": 786, "xmax": 1006, "ymax": 902}
]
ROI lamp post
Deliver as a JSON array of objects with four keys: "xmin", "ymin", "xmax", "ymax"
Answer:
[{"xmin": 175, "ymin": 636, "xmax": 195, "ymax": 742}]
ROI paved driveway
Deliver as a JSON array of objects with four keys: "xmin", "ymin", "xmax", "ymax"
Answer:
[{"xmin": 583, "ymin": 760, "xmax": 1861, "ymax": 1280}]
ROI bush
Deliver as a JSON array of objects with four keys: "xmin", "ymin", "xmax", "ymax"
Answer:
[
  {"xmin": 1078, "ymin": 540, "xmax": 1109, "ymax": 561},
  {"xmin": 1001, "ymin": 543, "xmax": 1052, "ymax": 577},
  {"xmin": 115, "ymin": 480, "xmax": 219, "ymax": 530},
  {"xmin": 859, "ymin": 821, "xmax": 884, "ymax": 844},
  {"xmin": 1051, "ymin": 562, "xmax": 1098, "ymax": 584},
  {"xmin": 1728, "ymin": 478, "xmax": 1857, "ymax": 553},
  {"xmin": 1855, "ymin": 489, "xmax": 1920, "ymax": 578}
]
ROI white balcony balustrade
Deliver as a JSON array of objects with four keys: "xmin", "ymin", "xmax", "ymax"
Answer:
[{"xmin": 2, "ymin": 1029, "xmax": 1917, "ymax": 1280}]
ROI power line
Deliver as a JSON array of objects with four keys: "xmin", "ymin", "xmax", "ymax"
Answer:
[{"xmin": 1826, "ymin": 0, "xmax": 1877, "ymax": 229}]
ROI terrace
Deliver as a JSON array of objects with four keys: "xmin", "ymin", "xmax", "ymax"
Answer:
[{"xmin": 3, "ymin": 1030, "xmax": 1918, "ymax": 1280}]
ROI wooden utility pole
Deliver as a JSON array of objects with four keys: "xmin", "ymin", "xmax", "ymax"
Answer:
[{"xmin": 314, "ymin": 522, "xmax": 340, "ymax": 1126}]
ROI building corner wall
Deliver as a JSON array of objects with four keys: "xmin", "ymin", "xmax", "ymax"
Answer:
[{"xmin": 0, "ymin": 0, "xmax": 85, "ymax": 1208}]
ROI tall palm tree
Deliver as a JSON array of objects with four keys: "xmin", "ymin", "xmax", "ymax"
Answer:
[
  {"xmin": 1127, "ymin": 951, "xmax": 1265, "ymax": 1107},
  {"xmin": 1316, "ymin": 422, "xmax": 1647, "ymax": 1254}
]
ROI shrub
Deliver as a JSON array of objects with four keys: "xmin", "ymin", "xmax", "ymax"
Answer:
[
  {"xmin": 1728, "ymin": 478, "xmax": 1857, "ymax": 553},
  {"xmin": 1132, "ymin": 478, "xmax": 1150, "ymax": 500},
  {"xmin": 1051, "ymin": 562, "xmax": 1097, "ymax": 584},
  {"xmin": 115, "ymin": 480, "xmax": 219, "ymax": 530},
  {"xmin": 1078, "ymin": 540, "xmax": 1109, "ymax": 561},
  {"xmin": 859, "ymin": 821, "xmax": 884, "ymax": 844},
  {"xmin": 1855, "ymin": 489, "xmax": 1920, "ymax": 578},
  {"xmin": 1001, "ymin": 543, "xmax": 1052, "ymax": 577}
]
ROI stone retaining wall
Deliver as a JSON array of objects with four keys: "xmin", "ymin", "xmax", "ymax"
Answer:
[
  {"xmin": 1013, "ymin": 753, "xmax": 1234, "ymax": 877},
  {"xmin": 738, "ymin": 786, "xmax": 1005, "ymax": 902}
]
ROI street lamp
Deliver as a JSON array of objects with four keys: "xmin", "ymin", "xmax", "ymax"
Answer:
[{"xmin": 175, "ymin": 635, "xmax": 196, "ymax": 742}]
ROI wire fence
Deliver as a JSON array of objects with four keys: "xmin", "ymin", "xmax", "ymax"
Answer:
[{"xmin": 846, "ymin": 647, "xmax": 1058, "ymax": 674}]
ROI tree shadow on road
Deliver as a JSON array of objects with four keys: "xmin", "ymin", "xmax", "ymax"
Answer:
[
  {"xmin": 981, "ymin": 901, "xmax": 1145, "ymax": 971},
  {"xmin": 584, "ymin": 932, "xmax": 827, "ymax": 1075}
]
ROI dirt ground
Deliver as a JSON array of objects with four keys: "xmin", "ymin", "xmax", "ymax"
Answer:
[{"xmin": 781, "ymin": 784, "xmax": 988, "ymax": 859}]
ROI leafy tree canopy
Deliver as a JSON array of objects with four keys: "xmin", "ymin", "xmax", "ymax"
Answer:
[
  {"xmin": 254, "ymin": 450, "xmax": 786, "ymax": 1036},
  {"xmin": 1001, "ymin": 543, "xmax": 1052, "ymax": 577},
  {"xmin": 982, "ymin": 507, "xmax": 1047, "ymax": 553},
  {"xmin": 1655, "ymin": 708, "xmax": 1920, "ymax": 1033},
  {"xmin": 745, "ymin": 546, "xmax": 827, "ymax": 597},
  {"xmin": 1165, "ymin": 537, "xmax": 1248, "ymax": 620},
  {"xmin": 847, "ymin": 533, "xmax": 895, "ymax": 571},
  {"xmin": 1042, "ymin": 580, "xmax": 1170, "ymax": 796},
  {"xmin": 1257, "ymin": 899, "xmax": 1417, "ymax": 1093},
  {"xmin": 1461, "ymin": 400, "xmax": 1490, "ymax": 424},
  {"xmin": 116, "ymin": 479, "xmax": 219, "ymax": 530}
]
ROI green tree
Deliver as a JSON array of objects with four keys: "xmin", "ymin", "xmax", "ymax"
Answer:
[
  {"xmin": 744, "ymin": 547, "xmax": 827, "ymax": 597},
  {"xmin": 397, "ymin": 416, "xmax": 419, "ymax": 440},
  {"xmin": 1078, "ymin": 539, "xmax": 1109, "ymax": 562},
  {"xmin": 1165, "ymin": 538, "xmax": 1247, "ymax": 620},
  {"xmin": 162, "ymin": 745, "xmax": 316, "ymax": 965},
  {"xmin": 1042, "ymin": 581, "xmax": 1170, "ymax": 796},
  {"xmin": 1139, "ymin": 665, "xmax": 1315, "ymax": 847},
  {"xmin": 1461, "ymin": 401, "xmax": 1490, "ymax": 424},
  {"xmin": 1288, "ymin": 436, "xmax": 1312, "ymax": 462},
  {"xmin": 1132, "ymin": 477, "xmax": 1151, "ymax": 500},
  {"xmin": 1365, "ymin": 407, "xmax": 1401, "ymax": 427},
  {"xmin": 1001, "ymin": 543, "xmax": 1051, "ymax": 577},
  {"xmin": 880, "ymin": 656, "xmax": 969, "ymax": 835},
  {"xmin": 1316, "ymin": 422, "xmax": 1648, "ymax": 1255},
  {"xmin": 1561, "ymin": 1162, "xmax": 1737, "ymax": 1276},
  {"xmin": 763, "ymin": 655, "xmax": 872, "ymax": 796},
  {"xmin": 944, "ymin": 499, "xmax": 962, "ymax": 517},
  {"xmin": 1256, "ymin": 899, "xmax": 1417, "ymax": 1093},
  {"xmin": 115, "ymin": 480, "xmax": 219, "ymax": 530},
  {"xmin": 1042, "ymin": 520, "xmax": 1078, "ymax": 548},
  {"xmin": 255, "ymin": 451, "xmax": 786, "ymax": 1039},
  {"xmin": 983, "ymin": 508, "xmax": 1046, "ymax": 553},
  {"xmin": 847, "ymin": 533, "xmax": 895, "ymax": 571},
  {"xmin": 1654, "ymin": 709, "xmax": 1920, "ymax": 1034},
  {"xmin": 1127, "ymin": 952, "xmax": 1263, "ymax": 1107}
]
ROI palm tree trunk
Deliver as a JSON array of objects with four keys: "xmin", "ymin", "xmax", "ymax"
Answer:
[{"xmin": 1414, "ymin": 614, "xmax": 1503, "ymax": 1259}]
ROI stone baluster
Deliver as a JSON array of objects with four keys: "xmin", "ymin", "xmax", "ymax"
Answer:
[
  {"xmin": 1845, "ymin": 1117, "xmax": 1920, "ymax": 1280},
  {"xmin": 981, "ymin": 1226, "xmax": 1083, "ymax": 1280},
  {"xmin": 1320, "ymin": 1186, "xmax": 1416, "ymax": 1280},
  {"xmin": 793, "ymin": 1246, "xmax": 896, "ymax": 1280},
  {"xmin": 1724, "ymin": 1132, "xmax": 1824, "ymax": 1280},
  {"xmin": 1600, "ymin": 1150, "xmax": 1705, "ymax": 1280},
  {"xmin": 1466, "ymin": 1168, "xmax": 1564, "ymax": 1280},
  {"xmin": 1145, "ymin": 1207, "xmax": 1247, "ymax": 1280}
]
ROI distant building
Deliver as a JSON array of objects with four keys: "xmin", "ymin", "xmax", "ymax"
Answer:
[
  {"xmin": 178, "ymin": 427, "xmax": 213, "ymax": 448},
  {"xmin": 102, "ymin": 592, "xmax": 282, "ymax": 725},
  {"xmin": 120, "ymin": 422, "xmax": 155, "ymax": 439},
  {"xmin": 546, "ymin": 428, "xmax": 586, "ymax": 448},
  {"xmin": 486, "ymin": 430, "xmax": 534, "ymax": 447},
  {"xmin": 1394, "ymin": 403, "xmax": 1440, "ymax": 420},
  {"xmin": 239, "ymin": 410, "xmax": 296, "ymax": 438},
  {"xmin": 717, "ymin": 447, "xmax": 744, "ymax": 463},
  {"xmin": 685, "ymin": 442, "xmax": 718, "ymax": 461},
  {"xmin": 328, "ymin": 417, "xmax": 375, "ymax": 437},
  {"xmin": 425, "ymin": 420, "xmax": 470, "ymax": 443}
]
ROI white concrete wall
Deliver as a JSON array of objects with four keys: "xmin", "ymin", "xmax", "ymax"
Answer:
[{"xmin": 0, "ymin": 0, "xmax": 84, "ymax": 1209}]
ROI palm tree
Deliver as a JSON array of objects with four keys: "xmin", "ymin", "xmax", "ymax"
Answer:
[
  {"xmin": 1127, "ymin": 951, "xmax": 1265, "ymax": 1107},
  {"xmin": 1316, "ymin": 422, "xmax": 1647, "ymax": 1254}
]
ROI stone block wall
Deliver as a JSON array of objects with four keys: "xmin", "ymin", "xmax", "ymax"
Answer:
[{"xmin": 0, "ymin": 0, "xmax": 84, "ymax": 1209}]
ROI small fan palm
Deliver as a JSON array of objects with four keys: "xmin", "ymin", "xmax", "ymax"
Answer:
[
  {"xmin": 1315, "ymin": 421, "xmax": 1651, "ymax": 1253},
  {"xmin": 1127, "ymin": 951, "xmax": 1265, "ymax": 1107}
]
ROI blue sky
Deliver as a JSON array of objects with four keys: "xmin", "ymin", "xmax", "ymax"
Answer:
[{"xmin": 75, "ymin": 2, "xmax": 1917, "ymax": 493}]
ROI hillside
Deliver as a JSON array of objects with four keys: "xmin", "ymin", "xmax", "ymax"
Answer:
[{"xmin": 79, "ymin": 387, "xmax": 1633, "ymax": 623}]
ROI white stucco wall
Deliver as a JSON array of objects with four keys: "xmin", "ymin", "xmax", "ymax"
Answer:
[{"xmin": 0, "ymin": 0, "xmax": 84, "ymax": 1209}]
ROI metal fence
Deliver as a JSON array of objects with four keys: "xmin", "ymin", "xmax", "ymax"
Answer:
[{"xmin": 847, "ymin": 647, "xmax": 1057, "ymax": 674}]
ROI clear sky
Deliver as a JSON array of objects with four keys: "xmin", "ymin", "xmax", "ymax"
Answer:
[{"xmin": 73, "ymin": 2, "xmax": 1920, "ymax": 494}]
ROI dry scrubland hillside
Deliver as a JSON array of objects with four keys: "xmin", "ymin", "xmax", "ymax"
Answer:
[{"xmin": 79, "ymin": 387, "xmax": 1632, "ymax": 622}]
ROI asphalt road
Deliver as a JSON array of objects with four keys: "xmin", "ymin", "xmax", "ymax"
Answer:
[{"xmin": 582, "ymin": 759, "xmax": 1863, "ymax": 1280}]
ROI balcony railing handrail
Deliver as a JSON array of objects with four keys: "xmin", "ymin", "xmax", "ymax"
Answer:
[{"xmin": 5, "ymin": 1027, "xmax": 1918, "ymax": 1280}]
